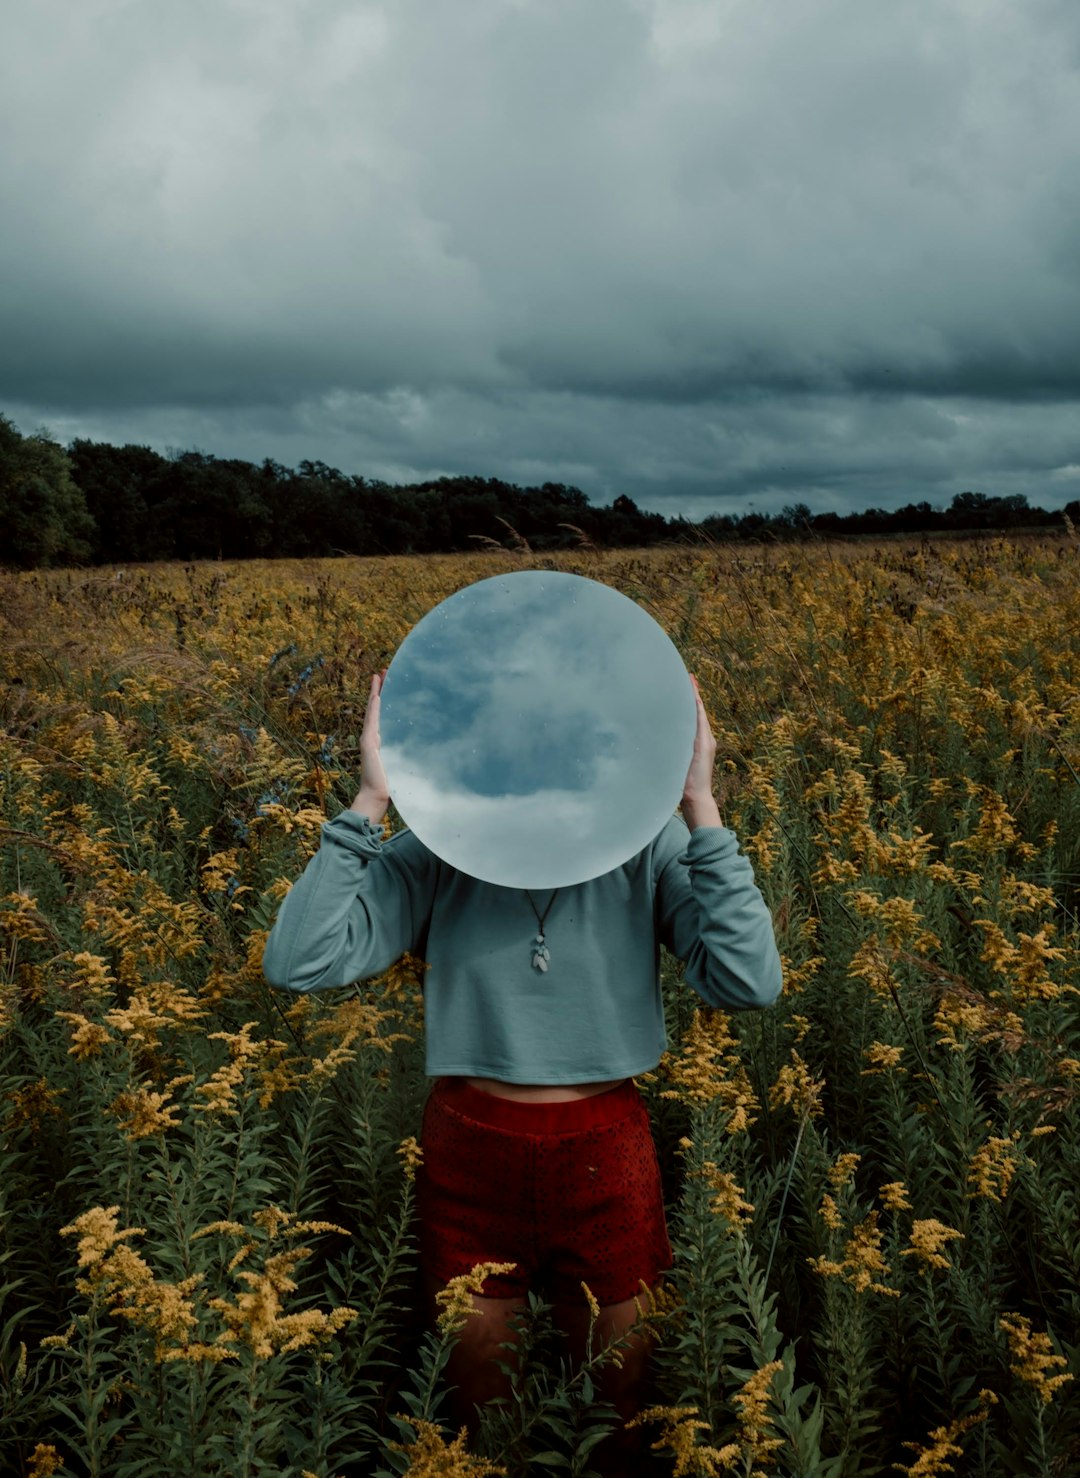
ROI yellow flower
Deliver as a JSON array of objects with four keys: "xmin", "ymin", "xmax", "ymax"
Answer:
[
  {"xmin": 112, "ymin": 1264, "xmax": 205, "ymax": 1359},
  {"xmin": 933, "ymin": 991, "xmax": 1025, "ymax": 1053},
  {"xmin": 951, "ymin": 789, "xmax": 1019, "ymax": 858},
  {"xmin": 632, "ymin": 1279, "xmax": 682, "ymax": 1343},
  {"xmin": 879, "ymin": 1181, "xmax": 913, "ymax": 1212},
  {"xmin": 999, "ymin": 1314, "xmax": 1074, "ymax": 1405},
  {"xmin": 732, "ymin": 1361, "xmax": 785, "ymax": 1466},
  {"xmin": 387, "ymin": 1419, "xmax": 507, "ymax": 1476},
  {"xmin": 974, "ymin": 921, "xmax": 1066, "ymax": 1002},
  {"xmin": 208, "ymin": 1245, "xmax": 356, "ymax": 1359},
  {"xmin": 809, "ymin": 1213, "xmax": 898, "ymax": 1297},
  {"xmin": 878, "ymin": 748, "xmax": 907, "ymax": 787},
  {"xmin": 967, "ymin": 1131, "xmax": 1025, "ymax": 1201},
  {"xmin": 107, "ymin": 1078, "xmax": 191, "ymax": 1140},
  {"xmin": 0, "ymin": 892, "xmax": 53, "ymax": 945},
  {"xmin": 60, "ymin": 1206, "xmax": 145, "ymax": 1271},
  {"xmin": 397, "ymin": 1136, "xmax": 423, "ymax": 1182},
  {"xmin": 60, "ymin": 1204, "xmax": 356, "ymax": 1363},
  {"xmin": 55, "ymin": 1011, "xmax": 113, "ymax": 1059},
  {"xmin": 862, "ymin": 1041, "xmax": 904, "ymax": 1074},
  {"xmin": 193, "ymin": 1220, "xmax": 248, "ymax": 1239},
  {"xmin": 741, "ymin": 758, "xmax": 782, "ymax": 875},
  {"xmin": 40, "ymin": 1324, "xmax": 75, "ymax": 1350},
  {"xmin": 843, "ymin": 1214, "xmax": 897, "ymax": 1296},
  {"xmin": 58, "ymin": 1207, "xmax": 210, "ymax": 1360},
  {"xmin": 4, "ymin": 1077, "xmax": 64, "ymax": 1136},
  {"xmin": 902, "ymin": 1220, "xmax": 963, "ymax": 1272},
  {"xmin": 877, "ymin": 896, "xmax": 939, "ymax": 952},
  {"xmin": 769, "ymin": 1050, "xmax": 823, "ymax": 1118},
  {"xmin": 813, "ymin": 852, "xmax": 860, "ymax": 886},
  {"xmin": 878, "ymin": 829, "xmax": 936, "ymax": 876},
  {"xmin": 784, "ymin": 1013, "xmax": 812, "ymax": 1041},
  {"xmin": 581, "ymin": 1282, "xmax": 601, "ymax": 1321},
  {"xmin": 195, "ymin": 1022, "xmax": 276, "ymax": 1115},
  {"xmin": 382, "ymin": 950, "xmax": 430, "ymax": 1001},
  {"xmin": 201, "ymin": 849, "xmax": 244, "ymax": 894},
  {"xmin": 435, "ymin": 1263, "xmax": 519, "ymax": 1335},
  {"xmin": 847, "ymin": 938, "xmax": 899, "ymax": 999},
  {"xmin": 629, "ymin": 1405, "xmax": 739, "ymax": 1475},
  {"xmin": 897, "ymin": 1394, "xmax": 997, "ymax": 1476},
  {"xmin": 65, "ymin": 951, "xmax": 116, "ymax": 1000},
  {"xmin": 818, "ymin": 1194, "xmax": 844, "ymax": 1231},
  {"xmin": 26, "ymin": 1443, "xmax": 64, "ymax": 1478},
  {"xmin": 778, "ymin": 956, "xmax": 824, "ymax": 994},
  {"xmin": 699, "ymin": 1163, "xmax": 755, "ymax": 1230},
  {"xmin": 999, "ymin": 877, "xmax": 1057, "ymax": 918},
  {"xmin": 257, "ymin": 1050, "xmax": 301, "ymax": 1108},
  {"xmin": 828, "ymin": 1153, "xmax": 860, "ymax": 1189},
  {"xmin": 658, "ymin": 1010, "xmax": 759, "ymax": 1131},
  {"xmin": 809, "ymin": 1255, "xmax": 846, "ymax": 1282},
  {"xmin": 102, "ymin": 994, "xmax": 173, "ymax": 1049},
  {"xmin": 660, "ymin": 1009, "xmax": 733, "ymax": 1102}
]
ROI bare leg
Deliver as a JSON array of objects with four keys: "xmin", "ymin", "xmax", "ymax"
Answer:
[
  {"xmin": 553, "ymin": 1294, "xmax": 654, "ymax": 1478},
  {"xmin": 425, "ymin": 1275, "xmax": 524, "ymax": 1434},
  {"xmin": 422, "ymin": 1278, "xmax": 654, "ymax": 1474}
]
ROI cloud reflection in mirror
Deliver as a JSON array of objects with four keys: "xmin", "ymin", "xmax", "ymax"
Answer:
[{"xmin": 380, "ymin": 571, "xmax": 696, "ymax": 887}]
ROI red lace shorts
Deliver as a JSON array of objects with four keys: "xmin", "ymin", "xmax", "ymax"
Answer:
[{"xmin": 417, "ymin": 1077, "xmax": 672, "ymax": 1306}]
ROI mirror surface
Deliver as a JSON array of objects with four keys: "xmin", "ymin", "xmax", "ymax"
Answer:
[{"xmin": 380, "ymin": 571, "xmax": 696, "ymax": 887}]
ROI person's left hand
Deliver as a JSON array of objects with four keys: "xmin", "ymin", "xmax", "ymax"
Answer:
[
  {"xmin": 349, "ymin": 670, "xmax": 391, "ymax": 822},
  {"xmin": 682, "ymin": 675, "xmax": 722, "ymax": 830}
]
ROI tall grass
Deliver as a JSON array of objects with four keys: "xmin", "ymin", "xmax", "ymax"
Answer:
[{"xmin": 1, "ymin": 539, "xmax": 1078, "ymax": 1475}]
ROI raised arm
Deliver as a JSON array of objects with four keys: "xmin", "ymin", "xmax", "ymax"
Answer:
[
  {"xmin": 348, "ymin": 670, "xmax": 392, "ymax": 826},
  {"xmin": 654, "ymin": 677, "xmax": 782, "ymax": 1009},
  {"xmin": 262, "ymin": 673, "xmax": 438, "ymax": 993},
  {"xmin": 655, "ymin": 821, "xmax": 782, "ymax": 1009},
  {"xmin": 680, "ymin": 673, "xmax": 723, "ymax": 832}
]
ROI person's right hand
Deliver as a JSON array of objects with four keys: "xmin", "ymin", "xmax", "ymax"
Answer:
[{"xmin": 349, "ymin": 671, "xmax": 390, "ymax": 823}]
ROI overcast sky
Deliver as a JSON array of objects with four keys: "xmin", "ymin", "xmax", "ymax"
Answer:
[{"xmin": 3, "ymin": 0, "xmax": 1079, "ymax": 518}]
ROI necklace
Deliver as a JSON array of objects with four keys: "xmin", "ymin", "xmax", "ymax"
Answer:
[{"xmin": 524, "ymin": 889, "xmax": 559, "ymax": 971}]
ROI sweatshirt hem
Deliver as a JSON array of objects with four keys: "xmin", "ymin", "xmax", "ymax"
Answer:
[{"xmin": 424, "ymin": 1056, "xmax": 663, "ymax": 1085}]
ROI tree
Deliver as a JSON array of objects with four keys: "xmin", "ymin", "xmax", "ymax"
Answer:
[
  {"xmin": 0, "ymin": 415, "xmax": 95, "ymax": 567},
  {"xmin": 951, "ymin": 490, "xmax": 993, "ymax": 513},
  {"xmin": 68, "ymin": 439, "xmax": 169, "ymax": 561},
  {"xmin": 153, "ymin": 450, "xmax": 272, "ymax": 559}
]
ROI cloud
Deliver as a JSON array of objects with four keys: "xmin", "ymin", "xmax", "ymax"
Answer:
[
  {"xmin": 379, "ymin": 569, "xmax": 695, "ymax": 884},
  {"xmin": 11, "ymin": 384, "xmax": 1078, "ymax": 519},
  {"xmin": 2, "ymin": 0, "xmax": 1079, "ymax": 511}
]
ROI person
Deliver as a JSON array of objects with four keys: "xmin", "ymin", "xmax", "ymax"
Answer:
[{"xmin": 263, "ymin": 667, "xmax": 782, "ymax": 1468}]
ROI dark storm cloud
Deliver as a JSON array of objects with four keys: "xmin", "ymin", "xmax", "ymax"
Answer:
[
  {"xmin": 14, "ymin": 385, "xmax": 1078, "ymax": 522},
  {"xmin": 3, "ymin": 0, "xmax": 1079, "ymax": 512}
]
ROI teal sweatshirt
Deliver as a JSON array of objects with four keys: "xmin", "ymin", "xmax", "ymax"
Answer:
[{"xmin": 262, "ymin": 809, "xmax": 782, "ymax": 1084}]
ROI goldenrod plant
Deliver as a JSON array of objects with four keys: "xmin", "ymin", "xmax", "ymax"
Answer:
[{"xmin": 2, "ymin": 539, "xmax": 1078, "ymax": 1474}]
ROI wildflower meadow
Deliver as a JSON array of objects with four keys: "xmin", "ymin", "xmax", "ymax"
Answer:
[{"xmin": 1, "ymin": 538, "xmax": 1078, "ymax": 1476}]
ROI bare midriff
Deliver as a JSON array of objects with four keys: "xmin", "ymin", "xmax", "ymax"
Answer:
[{"xmin": 464, "ymin": 1076, "xmax": 629, "ymax": 1103}]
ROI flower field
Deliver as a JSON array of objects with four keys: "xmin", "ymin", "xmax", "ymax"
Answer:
[{"xmin": 1, "ymin": 538, "xmax": 1078, "ymax": 1477}]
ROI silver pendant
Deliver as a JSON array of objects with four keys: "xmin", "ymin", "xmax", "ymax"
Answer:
[{"xmin": 525, "ymin": 892, "xmax": 558, "ymax": 973}]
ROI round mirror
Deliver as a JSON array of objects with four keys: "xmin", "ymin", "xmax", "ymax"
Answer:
[{"xmin": 379, "ymin": 570, "xmax": 697, "ymax": 888}]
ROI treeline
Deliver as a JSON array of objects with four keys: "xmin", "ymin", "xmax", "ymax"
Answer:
[{"xmin": 1, "ymin": 412, "xmax": 1076, "ymax": 568}]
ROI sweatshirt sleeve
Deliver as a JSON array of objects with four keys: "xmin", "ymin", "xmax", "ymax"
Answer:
[
  {"xmin": 262, "ymin": 810, "xmax": 438, "ymax": 993},
  {"xmin": 655, "ymin": 818, "xmax": 783, "ymax": 1010}
]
